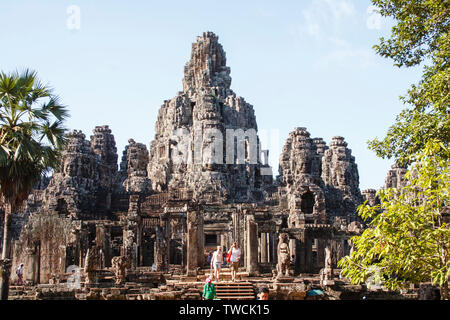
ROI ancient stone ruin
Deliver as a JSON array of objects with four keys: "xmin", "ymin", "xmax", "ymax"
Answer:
[{"xmin": 0, "ymin": 32, "xmax": 411, "ymax": 300}]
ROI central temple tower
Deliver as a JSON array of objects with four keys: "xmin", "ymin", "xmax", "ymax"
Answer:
[{"xmin": 147, "ymin": 32, "xmax": 272, "ymax": 204}]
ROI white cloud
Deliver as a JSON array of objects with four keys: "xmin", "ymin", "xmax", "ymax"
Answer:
[
  {"xmin": 292, "ymin": 0, "xmax": 378, "ymax": 68},
  {"xmin": 299, "ymin": 0, "xmax": 356, "ymax": 39}
]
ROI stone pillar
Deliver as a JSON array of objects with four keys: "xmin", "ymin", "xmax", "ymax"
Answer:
[
  {"xmin": 305, "ymin": 238, "xmax": 313, "ymax": 273},
  {"xmin": 155, "ymin": 225, "xmax": 168, "ymax": 272},
  {"xmin": 317, "ymin": 239, "xmax": 325, "ymax": 268},
  {"xmin": 245, "ymin": 216, "xmax": 259, "ymax": 275},
  {"xmin": 260, "ymin": 233, "xmax": 268, "ymax": 263},
  {"xmin": 296, "ymin": 239, "xmax": 306, "ymax": 274},
  {"xmin": 197, "ymin": 213, "xmax": 205, "ymax": 268},
  {"xmin": 186, "ymin": 209, "xmax": 203, "ymax": 276},
  {"xmin": 269, "ymin": 233, "xmax": 274, "ymax": 264},
  {"xmin": 220, "ymin": 233, "xmax": 227, "ymax": 251},
  {"xmin": 0, "ymin": 259, "xmax": 12, "ymax": 300},
  {"xmin": 24, "ymin": 244, "xmax": 40, "ymax": 284},
  {"xmin": 124, "ymin": 195, "xmax": 140, "ymax": 270},
  {"xmin": 289, "ymin": 239, "xmax": 296, "ymax": 265},
  {"xmin": 273, "ymin": 233, "xmax": 279, "ymax": 266}
]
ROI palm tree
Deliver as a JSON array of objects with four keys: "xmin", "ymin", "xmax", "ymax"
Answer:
[{"xmin": 0, "ymin": 70, "xmax": 68, "ymax": 300}]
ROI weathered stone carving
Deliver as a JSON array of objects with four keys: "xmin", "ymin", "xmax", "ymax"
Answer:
[
  {"xmin": 111, "ymin": 256, "xmax": 128, "ymax": 285},
  {"xmin": 84, "ymin": 246, "xmax": 104, "ymax": 284},
  {"xmin": 384, "ymin": 164, "xmax": 407, "ymax": 189},
  {"xmin": 276, "ymin": 233, "xmax": 291, "ymax": 277},
  {"xmin": 278, "ymin": 128, "xmax": 326, "ymax": 226},
  {"xmin": 119, "ymin": 139, "xmax": 151, "ymax": 193},
  {"xmin": 147, "ymin": 31, "xmax": 271, "ymax": 204},
  {"xmin": 321, "ymin": 136, "xmax": 362, "ymax": 222},
  {"xmin": 320, "ymin": 245, "xmax": 333, "ymax": 285}
]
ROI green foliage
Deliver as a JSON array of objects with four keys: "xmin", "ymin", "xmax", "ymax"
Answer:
[
  {"xmin": 339, "ymin": 140, "xmax": 449, "ymax": 296},
  {"xmin": 368, "ymin": 0, "xmax": 449, "ymax": 165},
  {"xmin": 0, "ymin": 69, "xmax": 68, "ymax": 211}
]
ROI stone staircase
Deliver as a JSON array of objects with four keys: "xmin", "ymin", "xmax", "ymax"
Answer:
[
  {"xmin": 197, "ymin": 266, "xmax": 250, "ymax": 282},
  {"xmin": 215, "ymin": 281, "xmax": 256, "ymax": 300},
  {"xmin": 9, "ymin": 285, "xmax": 36, "ymax": 300}
]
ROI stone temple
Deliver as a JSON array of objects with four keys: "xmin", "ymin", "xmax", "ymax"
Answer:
[{"xmin": 0, "ymin": 32, "xmax": 407, "ymax": 300}]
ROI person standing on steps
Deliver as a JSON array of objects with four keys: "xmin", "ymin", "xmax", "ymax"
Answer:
[
  {"xmin": 16, "ymin": 263, "xmax": 24, "ymax": 286},
  {"xmin": 228, "ymin": 242, "xmax": 241, "ymax": 282},
  {"xmin": 211, "ymin": 246, "xmax": 223, "ymax": 281},
  {"xmin": 202, "ymin": 276, "xmax": 217, "ymax": 300}
]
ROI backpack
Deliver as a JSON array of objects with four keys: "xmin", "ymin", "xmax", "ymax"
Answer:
[{"xmin": 226, "ymin": 252, "xmax": 231, "ymax": 264}]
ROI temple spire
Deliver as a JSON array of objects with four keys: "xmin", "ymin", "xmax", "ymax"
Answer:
[{"xmin": 182, "ymin": 31, "xmax": 231, "ymax": 91}]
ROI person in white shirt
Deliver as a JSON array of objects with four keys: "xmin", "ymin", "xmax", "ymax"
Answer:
[
  {"xmin": 228, "ymin": 242, "xmax": 241, "ymax": 282},
  {"xmin": 210, "ymin": 246, "xmax": 223, "ymax": 281}
]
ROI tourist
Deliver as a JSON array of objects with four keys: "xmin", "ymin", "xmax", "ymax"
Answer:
[
  {"xmin": 202, "ymin": 276, "xmax": 217, "ymax": 300},
  {"xmin": 206, "ymin": 251, "xmax": 213, "ymax": 266},
  {"xmin": 305, "ymin": 284, "xmax": 324, "ymax": 300},
  {"xmin": 257, "ymin": 287, "xmax": 269, "ymax": 300},
  {"xmin": 16, "ymin": 263, "xmax": 24, "ymax": 285},
  {"xmin": 211, "ymin": 246, "xmax": 223, "ymax": 281},
  {"xmin": 290, "ymin": 255, "xmax": 296, "ymax": 268},
  {"xmin": 222, "ymin": 247, "xmax": 227, "ymax": 267},
  {"xmin": 228, "ymin": 242, "xmax": 241, "ymax": 282}
]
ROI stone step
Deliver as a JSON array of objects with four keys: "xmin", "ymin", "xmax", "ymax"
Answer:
[
  {"xmin": 216, "ymin": 289, "xmax": 253, "ymax": 293},
  {"xmin": 215, "ymin": 282, "xmax": 252, "ymax": 285},
  {"xmin": 9, "ymin": 295, "xmax": 35, "ymax": 300},
  {"xmin": 213, "ymin": 281, "xmax": 255, "ymax": 300},
  {"xmin": 126, "ymin": 294, "xmax": 141, "ymax": 300},
  {"xmin": 215, "ymin": 295, "xmax": 255, "ymax": 300},
  {"xmin": 216, "ymin": 287, "xmax": 253, "ymax": 291},
  {"xmin": 216, "ymin": 291, "xmax": 254, "ymax": 296}
]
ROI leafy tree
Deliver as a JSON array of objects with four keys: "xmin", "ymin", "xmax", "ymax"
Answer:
[
  {"xmin": 0, "ymin": 70, "xmax": 68, "ymax": 300},
  {"xmin": 339, "ymin": 0, "xmax": 449, "ymax": 300},
  {"xmin": 367, "ymin": 0, "xmax": 449, "ymax": 166},
  {"xmin": 339, "ymin": 140, "xmax": 449, "ymax": 299}
]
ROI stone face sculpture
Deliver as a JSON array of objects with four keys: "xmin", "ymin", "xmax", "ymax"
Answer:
[
  {"xmin": 276, "ymin": 233, "xmax": 291, "ymax": 277},
  {"xmin": 119, "ymin": 139, "xmax": 151, "ymax": 193},
  {"xmin": 321, "ymin": 136, "xmax": 362, "ymax": 221},
  {"xmin": 111, "ymin": 256, "xmax": 128, "ymax": 285},
  {"xmin": 146, "ymin": 31, "xmax": 271, "ymax": 204},
  {"xmin": 384, "ymin": 164, "xmax": 407, "ymax": 189}
]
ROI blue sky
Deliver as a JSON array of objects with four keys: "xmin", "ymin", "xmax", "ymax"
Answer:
[{"xmin": 1, "ymin": 0, "xmax": 423, "ymax": 190}]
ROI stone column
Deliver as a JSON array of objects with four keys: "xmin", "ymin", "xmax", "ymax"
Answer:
[
  {"xmin": 245, "ymin": 216, "xmax": 259, "ymax": 275},
  {"xmin": 296, "ymin": 239, "xmax": 306, "ymax": 274},
  {"xmin": 273, "ymin": 233, "xmax": 279, "ymax": 266},
  {"xmin": 124, "ymin": 195, "xmax": 140, "ymax": 270},
  {"xmin": 0, "ymin": 259, "xmax": 12, "ymax": 300},
  {"xmin": 197, "ymin": 213, "xmax": 205, "ymax": 268},
  {"xmin": 186, "ymin": 209, "xmax": 203, "ymax": 276},
  {"xmin": 305, "ymin": 238, "xmax": 313, "ymax": 273},
  {"xmin": 289, "ymin": 238, "xmax": 296, "ymax": 266},
  {"xmin": 268, "ymin": 233, "xmax": 274, "ymax": 264},
  {"xmin": 260, "ymin": 233, "xmax": 268, "ymax": 263},
  {"xmin": 317, "ymin": 239, "xmax": 325, "ymax": 268},
  {"xmin": 24, "ymin": 244, "xmax": 40, "ymax": 284},
  {"xmin": 155, "ymin": 225, "xmax": 168, "ymax": 272}
]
